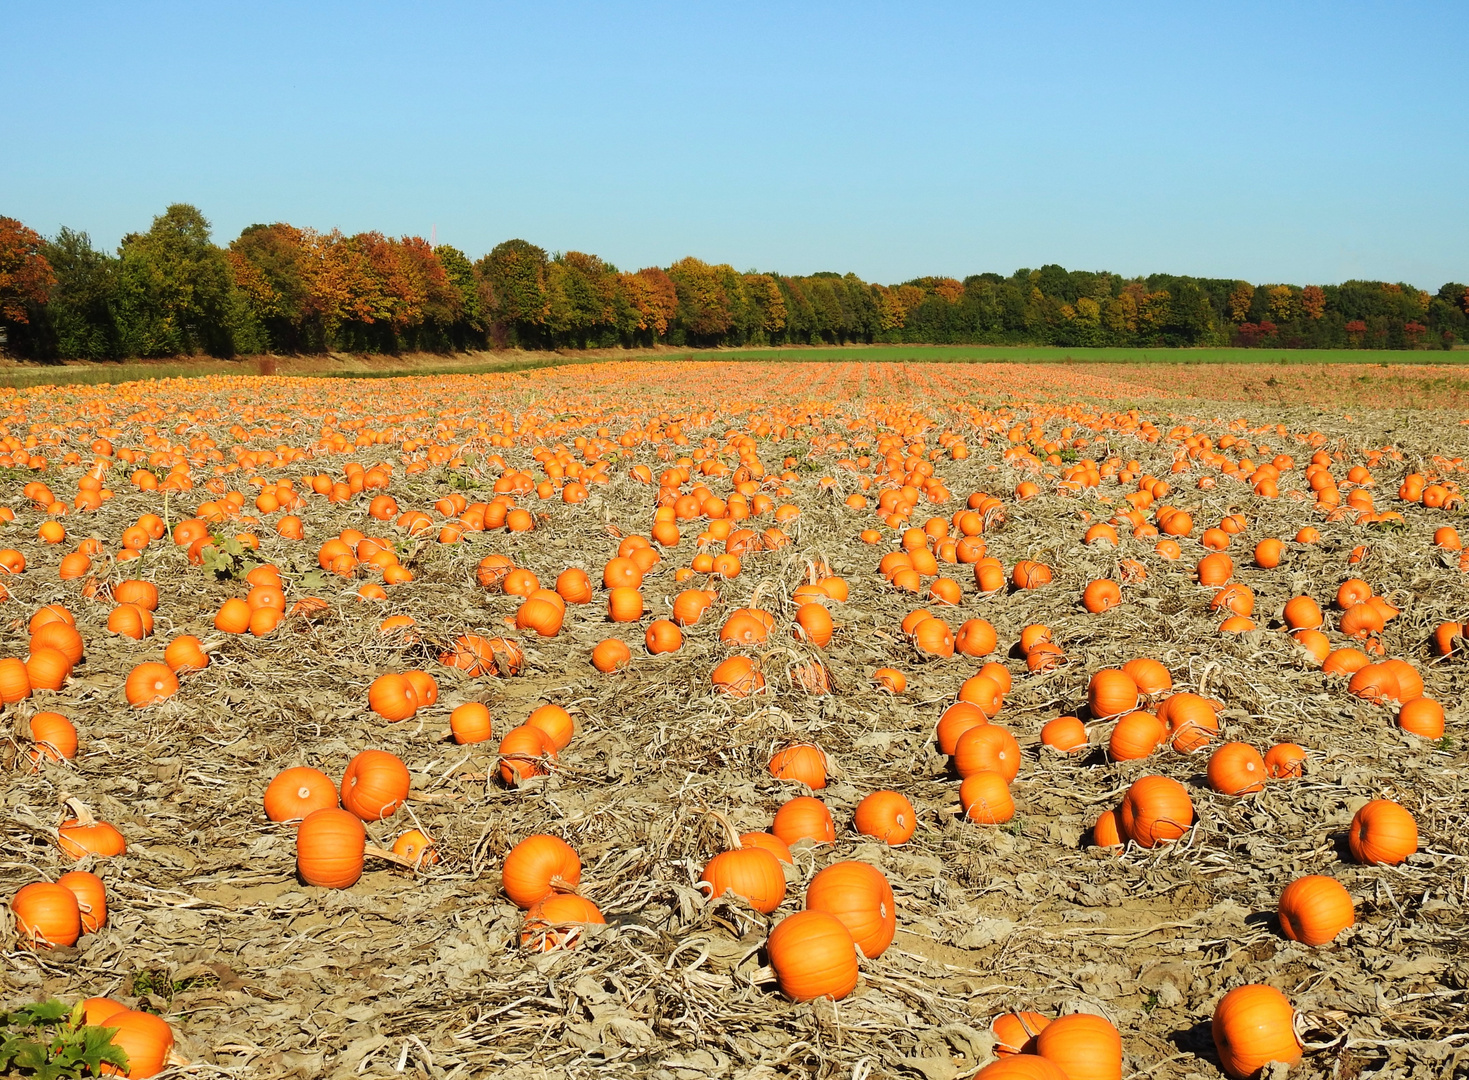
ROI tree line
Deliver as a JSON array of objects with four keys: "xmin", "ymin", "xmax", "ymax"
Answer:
[{"xmin": 2, "ymin": 204, "xmax": 1466, "ymax": 360}]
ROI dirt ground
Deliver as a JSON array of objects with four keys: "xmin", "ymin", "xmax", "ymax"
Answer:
[{"xmin": 1, "ymin": 361, "xmax": 1466, "ymax": 1079}]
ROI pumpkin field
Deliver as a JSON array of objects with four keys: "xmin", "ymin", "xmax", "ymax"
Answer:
[{"xmin": 3, "ymin": 358, "xmax": 1468, "ymax": 1080}]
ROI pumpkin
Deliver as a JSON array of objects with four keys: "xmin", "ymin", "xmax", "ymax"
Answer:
[
  {"xmin": 1263, "ymin": 743, "xmax": 1306, "ymax": 778},
  {"xmin": 1196, "ymin": 552, "xmax": 1233, "ymax": 586},
  {"xmin": 58, "ymin": 819, "xmax": 127, "ymax": 859},
  {"xmin": 955, "ymin": 619, "xmax": 998, "ymax": 657},
  {"xmin": 806, "ymin": 860, "xmax": 896, "ymax": 958},
  {"xmin": 10, "ymin": 881, "xmax": 82, "ymax": 947},
  {"xmin": 1277, "ymin": 875, "xmax": 1354, "ymax": 946},
  {"xmin": 1347, "ymin": 800, "xmax": 1417, "ymax": 865},
  {"xmin": 645, "ymin": 618, "xmax": 683, "ymax": 654},
  {"xmin": 164, "ymin": 634, "xmax": 210, "ymax": 672},
  {"xmin": 502, "ymin": 834, "xmax": 581, "ymax": 908},
  {"xmin": 1346, "ymin": 663, "xmax": 1399, "ymax": 704},
  {"xmin": 56, "ymin": 870, "xmax": 107, "ymax": 933},
  {"xmin": 1335, "ymin": 577, "xmax": 1372, "ymax": 609},
  {"xmin": 1012, "ymin": 560, "xmax": 1053, "ymax": 589},
  {"xmin": 1092, "ymin": 809, "xmax": 1124, "ymax": 847},
  {"xmin": 591, "ymin": 638, "xmax": 633, "ymax": 673},
  {"xmin": 449, "ymin": 701, "xmax": 494, "ymax": 744},
  {"xmin": 711, "ymin": 655, "xmax": 764, "ymax": 696},
  {"xmin": 1034, "ymin": 1012, "xmax": 1123, "ymax": 1080},
  {"xmin": 912, "ymin": 616, "xmax": 955, "ymax": 658},
  {"xmin": 392, "ymin": 829, "xmax": 438, "ymax": 866},
  {"xmin": 340, "ymin": 749, "xmax": 411, "ymax": 820},
  {"xmin": 772, "ymin": 796, "xmax": 836, "ymax": 846},
  {"xmin": 1041, "ymin": 715, "xmax": 1087, "ymax": 753},
  {"xmin": 954, "ymin": 723, "xmax": 1021, "ymax": 781},
  {"xmin": 82, "ymin": 997, "xmax": 127, "ymax": 1026},
  {"xmin": 264, "ymin": 766, "xmax": 338, "ymax": 822},
  {"xmin": 769, "ymin": 744, "xmax": 828, "ymax": 788},
  {"xmin": 525, "ymin": 703, "xmax": 575, "ymax": 750},
  {"xmin": 1118, "ymin": 775, "xmax": 1193, "ymax": 847},
  {"xmin": 1081, "ymin": 579, "xmax": 1122, "ymax": 613},
  {"xmin": 498, "ymin": 724, "xmax": 556, "ymax": 785},
  {"xmin": 1206, "ymin": 742, "xmax": 1267, "ymax": 795},
  {"xmin": 1253, "ymin": 538, "xmax": 1284, "ymax": 568},
  {"xmin": 1087, "ymin": 669, "xmax": 1138, "ymax": 718},
  {"xmin": 516, "ymin": 597, "xmax": 565, "ymax": 637},
  {"xmin": 853, "ymin": 790, "xmax": 917, "ymax": 845},
  {"xmin": 873, "ymin": 667, "xmax": 906, "ymax": 693},
  {"xmin": 31, "ymin": 620, "xmax": 84, "ymax": 665},
  {"xmin": 28, "ymin": 711, "xmax": 77, "ymax": 763},
  {"xmin": 368, "ymin": 673, "xmax": 419, "ymax": 721},
  {"xmin": 101, "ymin": 1009, "xmax": 175, "ymax": 1079},
  {"xmin": 940, "ymin": 702, "xmax": 987, "ymax": 752},
  {"xmin": 124, "ymin": 662, "xmax": 178, "ymax": 707},
  {"xmin": 992, "ymin": 1010, "xmax": 1051, "ymax": 1056},
  {"xmin": 740, "ymin": 831, "xmax": 793, "ymax": 863},
  {"xmin": 766, "ymin": 910, "xmax": 860, "ymax": 1002},
  {"xmin": 521, "ymin": 894, "xmax": 605, "ymax": 951},
  {"xmin": 1121, "ymin": 658, "xmax": 1172, "ymax": 695},
  {"xmin": 554, "ymin": 567, "xmax": 593, "ymax": 604},
  {"xmin": 699, "ymin": 847, "xmax": 786, "ymax": 913},
  {"xmin": 296, "ymin": 807, "xmax": 366, "ymax": 889},
  {"xmin": 973, "ymin": 1057, "xmax": 1069, "ymax": 1080},
  {"xmin": 959, "ymin": 771, "xmax": 1015, "ymax": 824},
  {"xmin": 1282, "ymin": 595, "xmax": 1323, "ymax": 630},
  {"xmin": 1107, "ymin": 711, "xmax": 1165, "ymax": 761},
  {"xmin": 0, "ymin": 657, "xmax": 32, "ymax": 702},
  {"xmin": 672, "ymin": 589, "xmax": 716, "ymax": 626},
  {"xmin": 1398, "ymin": 697, "xmax": 1445, "ymax": 739},
  {"xmin": 1379, "ymin": 659, "xmax": 1422, "ymax": 702},
  {"xmin": 1211, "ymin": 984, "xmax": 1301, "ymax": 1079},
  {"xmin": 959, "ymin": 673, "xmax": 1004, "ymax": 718}
]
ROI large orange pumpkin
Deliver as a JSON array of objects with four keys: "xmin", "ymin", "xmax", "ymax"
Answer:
[{"xmin": 805, "ymin": 860, "xmax": 897, "ymax": 958}]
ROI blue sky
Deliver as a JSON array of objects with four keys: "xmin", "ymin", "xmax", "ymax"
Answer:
[{"xmin": 5, "ymin": 2, "xmax": 1464, "ymax": 287}]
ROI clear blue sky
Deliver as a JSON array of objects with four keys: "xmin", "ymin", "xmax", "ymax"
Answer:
[{"xmin": 5, "ymin": 2, "xmax": 1464, "ymax": 288}]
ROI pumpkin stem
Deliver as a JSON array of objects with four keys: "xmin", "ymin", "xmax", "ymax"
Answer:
[
  {"xmin": 364, "ymin": 845, "xmax": 420, "ymax": 869},
  {"xmin": 61, "ymin": 796, "xmax": 96, "ymax": 827},
  {"xmin": 698, "ymin": 806, "xmax": 743, "ymax": 851}
]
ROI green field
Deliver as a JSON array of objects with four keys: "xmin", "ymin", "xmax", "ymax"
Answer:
[{"xmin": 0, "ymin": 343, "xmax": 1463, "ymax": 390}]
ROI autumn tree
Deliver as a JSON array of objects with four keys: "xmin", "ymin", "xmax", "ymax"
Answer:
[
  {"xmin": 0, "ymin": 216, "xmax": 56, "ymax": 329},
  {"xmin": 618, "ymin": 267, "xmax": 677, "ymax": 343},
  {"xmin": 1227, "ymin": 281, "xmax": 1255, "ymax": 323},
  {"xmin": 666, "ymin": 257, "xmax": 732, "ymax": 342}
]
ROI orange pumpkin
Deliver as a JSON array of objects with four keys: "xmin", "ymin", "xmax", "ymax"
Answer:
[
  {"xmin": 699, "ymin": 847, "xmax": 786, "ymax": 913},
  {"xmin": 1206, "ymin": 742, "xmax": 1267, "ymax": 795},
  {"xmin": 769, "ymin": 743, "xmax": 828, "ymax": 788},
  {"xmin": 1118, "ymin": 775, "xmax": 1193, "ymax": 847},
  {"xmin": 1211, "ymin": 985, "xmax": 1301, "ymax": 1079},
  {"xmin": 10, "ymin": 881, "xmax": 82, "ymax": 947},
  {"xmin": 959, "ymin": 771, "xmax": 1015, "ymax": 824},
  {"xmin": 772, "ymin": 795, "xmax": 836, "ymax": 846},
  {"xmin": 1034, "ymin": 1012, "xmax": 1123, "ymax": 1080},
  {"xmin": 264, "ymin": 766, "xmax": 339, "ymax": 822},
  {"xmin": 1087, "ymin": 669, "xmax": 1139, "ymax": 718},
  {"xmin": 1277, "ymin": 875, "xmax": 1354, "ymax": 946},
  {"xmin": 766, "ymin": 910, "xmax": 859, "ymax": 1001},
  {"xmin": 340, "ymin": 749, "xmax": 411, "ymax": 821},
  {"xmin": 806, "ymin": 860, "xmax": 897, "ymax": 958},
  {"xmin": 296, "ymin": 807, "xmax": 366, "ymax": 889},
  {"xmin": 497, "ymin": 724, "xmax": 556, "ymax": 786},
  {"xmin": 853, "ymin": 790, "xmax": 917, "ymax": 845},
  {"xmin": 501, "ymin": 834, "xmax": 581, "ymax": 908},
  {"xmin": 1347, "ymin": 800, "xmax": 1417, "ymax": 865},
  {"xmin": 57, "ymin": 870, "xmax": 107, "ymax": 933}
]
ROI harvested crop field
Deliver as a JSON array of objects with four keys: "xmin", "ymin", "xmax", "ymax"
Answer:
[{"xmin": 2, "ymin": 359, "xmax": 1467, "ymax": 1080}]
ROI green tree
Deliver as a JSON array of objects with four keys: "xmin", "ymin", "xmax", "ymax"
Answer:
[
  {"xmin": 34, "ymin": 228, "xmax": 118, "ymax": 359},
  {"xmin": 475, "ymin": 239, "xmax": 550, "ymax": 345},
  {"xmin": 114, "ymin": 204, "xmax": 238, "ymax": 356},
  {"xmin": 435, "ymin": 244, "xmax": 485, "ymax": 347}
]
